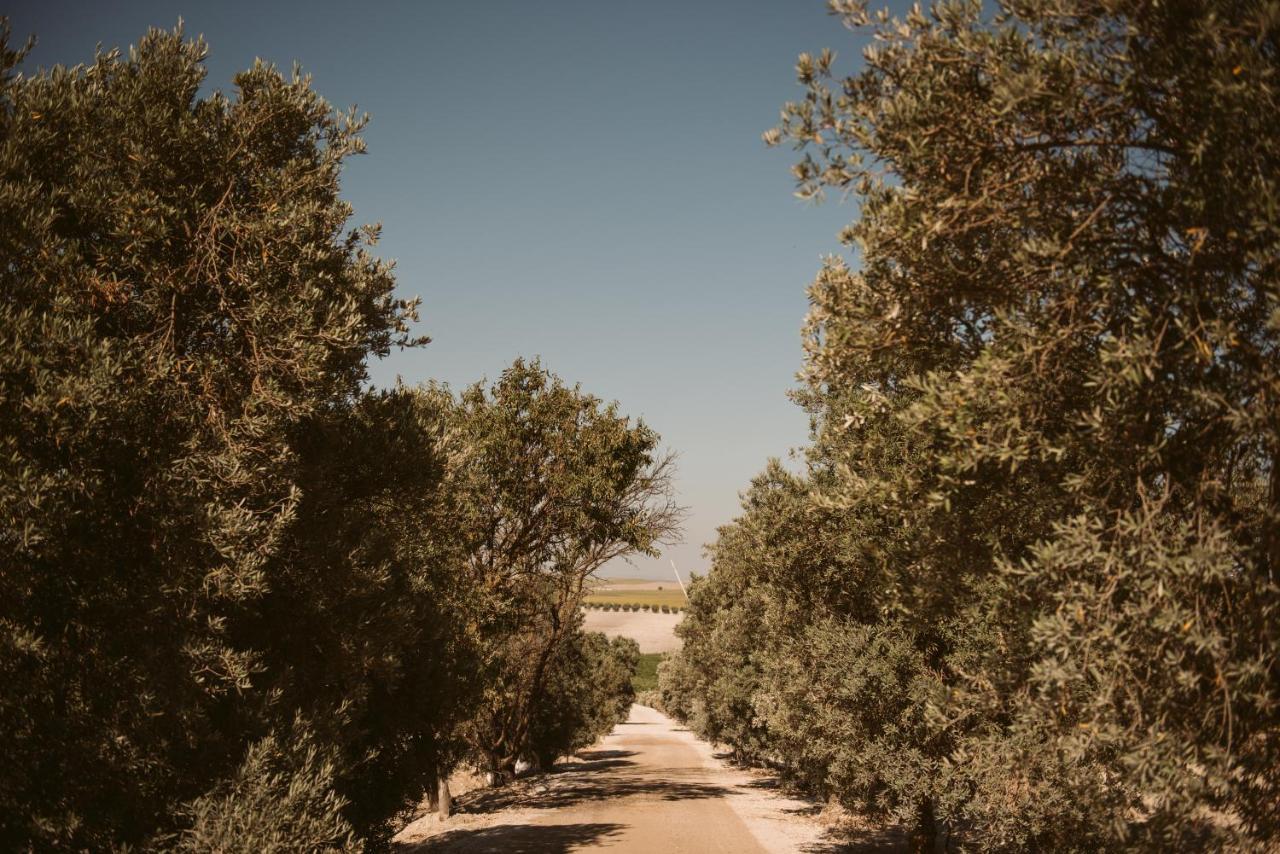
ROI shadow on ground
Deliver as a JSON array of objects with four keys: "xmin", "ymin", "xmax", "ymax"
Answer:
[
  {"xmin": 829, "ymin": 826, "xmax": 909, "ymax": 853},
  {"xmin": 404, "ymin": 822, "xmax": 626, "ymax": 853},
  {"xmin": 572, "ymin": 749, "xmax": 635, "ymax": 761},
  {"xmin": 722, "ymin": 759, "xmax": 909, "ymax": 852},
  {"xmin": 459, "ymin": 769, "xmax": 735, "ymax": 814},
  {"xmin": 397, "ymin": 732, "xmax": 909, "ymax": 853}
]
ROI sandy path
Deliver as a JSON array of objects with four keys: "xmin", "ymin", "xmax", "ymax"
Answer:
[{"xmin": 394, "ymin": 705, "xmax": 854, "ymax": 852}]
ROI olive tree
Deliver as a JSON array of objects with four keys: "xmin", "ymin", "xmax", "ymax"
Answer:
[
  {"xmin": 441, "ymin": 359, "xmax": 681, "ymax": 782},
  {"xmin": 527, "ymin": 630, "xmax": 640, "ymax": 770},
  {"xmin": 757, "ymin": 0, "xmax": 1280, "ymax": 848},
  {"xmin": 0, "ymin": 25, "xmax": 464, "ymax": 850}
]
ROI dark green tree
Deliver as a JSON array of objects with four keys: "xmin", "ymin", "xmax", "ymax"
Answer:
[
  {"xmin": 774, "ymin": 0, "xmax": 1279, "ymax": 848},
  {"xmin": 441, "ymin": 359, "xmax": 681, "ymax": 782},
  {"xmin": 674, "ymin": 0, "xmax": 1279, "ymax": 850},
  {"xmin": 252, "ymin": 387, "xmax": 480, "ymax": 847},
  {"xmin": 527, "ymin": 630, "xmax": 640, "ymax": 770},
  {"xmin": 0, "ymin": 25, "xmax": 458, "ymax": 850}
]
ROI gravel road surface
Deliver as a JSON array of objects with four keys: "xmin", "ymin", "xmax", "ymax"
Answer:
[{"xmin": 394, "ymin": 705, "xmax": 858, "ymax": 852}]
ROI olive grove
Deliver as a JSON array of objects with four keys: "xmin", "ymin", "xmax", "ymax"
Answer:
[
  {"xmin": 0, "ymin": 27, "xmax": 666, "ymax": 851},
  {"xmin": 662, "ymin": 1, "xmax": 1280, "ymax": 850}
]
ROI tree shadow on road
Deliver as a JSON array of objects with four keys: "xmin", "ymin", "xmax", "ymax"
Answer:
[
  {"xmin": 460, "ymin": 772, "xmax": 736, "ymax": 814},
  {"xmin": 573, "ymin": 749, "xmax": 636, "ymax": 761},
  {"xmin": 553, "ymin": 749, "xmax": 637, "ymax": 774},
  {"xmin": 716, "ymin": 758, "xmax": 909, "ymax": 852},
  {"xmin": 405, "ymin": 821, "xmax": 626, "ymax": 853},
  {"xmin": 740, "ymin": 776, "xmax": 778, "ymax": 790},
  {"xmin": 453, "ymin": 748, "xmax": 736, "ymax": 816},
  {"xmin": 819, "ymin": 826, "xmax": 908, "ymax": 853}
]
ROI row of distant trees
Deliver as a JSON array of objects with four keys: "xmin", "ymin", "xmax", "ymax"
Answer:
[
  {"xmin": 0, "ymin": 26, "xmax": 676, "ymax": 851},
  {"xmin": 584, "ymin": 601, "xmax": 684, "ymax": 612},
  {"xmin": 661, "ymin": 1, "xmax": 1279, "ymax": 851}
]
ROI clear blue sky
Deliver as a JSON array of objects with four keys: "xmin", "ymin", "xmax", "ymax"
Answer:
[{"xmin": 11, "ymin": 0, "xmax": 885, "ymax": 579}]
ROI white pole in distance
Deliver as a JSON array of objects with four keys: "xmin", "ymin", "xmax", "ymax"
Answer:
[{"xmin": 669, "ymin": 559, "xmax": 688, "ymax": 600}]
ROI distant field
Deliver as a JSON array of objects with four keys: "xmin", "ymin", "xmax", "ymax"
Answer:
[
  {"xmin": 583, "ymin": 588, "xmax": 687, "ymax": 609},
  {"xmin": 582, "ymin": 608, "xmax": 682, "ymax": 653},
  {"xmin": 592, "ymin": 576, "xmax": 667, "ymax": 587}
]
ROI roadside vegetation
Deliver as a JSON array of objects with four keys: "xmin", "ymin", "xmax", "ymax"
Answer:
[
  {"xmin": 5, "ymin": 1, "xmax": 1278, "ymax": 852},
  {"xmin": 0, "ymin": 25, "xmax": 676, "ymax": 852},
  {"xmin": 632, "ymin": 653, "xmax": 666, "ymax": 694},
  {"xmin": 661, "ymin": 1, "xmax": 1280, "ymax": 852}
]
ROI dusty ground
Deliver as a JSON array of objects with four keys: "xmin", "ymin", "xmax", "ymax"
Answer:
[
  {"xmin": 394, "ymin": 705, "xmax": 893, "ymax": 853},
  {"xmin": 581, "ymin": 608, "xmax": 682, "ymax": 654},
  {"xmin": 591, "ymin": 579, "xmax": 676, "ymax": 591}
]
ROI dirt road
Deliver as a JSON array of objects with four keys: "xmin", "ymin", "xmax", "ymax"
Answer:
[{"xmin": 395, "ymin": 705, "xmax": 860, "ymax": 852}]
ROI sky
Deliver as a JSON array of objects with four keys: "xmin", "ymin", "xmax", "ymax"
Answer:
[{"xmin": 10, "ymin": 0, "xmax": 882, "ymax": 580}]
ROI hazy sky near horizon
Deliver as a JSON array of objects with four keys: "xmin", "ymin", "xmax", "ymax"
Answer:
[{"xmin": 11, "ymin": 1, "xmax": 886, "ymax": 579}]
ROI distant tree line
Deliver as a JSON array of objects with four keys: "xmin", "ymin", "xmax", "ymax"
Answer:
[
  {"xmin": 0, "ymin": 26, "xmax": 677, "ymax": 851},
  {"xmin": 660, "ymin": 1, "xmax": 1279, "ymax": 851},
  {"xmin": 584, "ymin": 601, "xmax": 684, "ymax": 612}
]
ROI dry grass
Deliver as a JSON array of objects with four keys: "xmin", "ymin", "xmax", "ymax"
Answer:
[{"xmin": 591, "ymin": 576, "xmax": 665, "ymax": 587}]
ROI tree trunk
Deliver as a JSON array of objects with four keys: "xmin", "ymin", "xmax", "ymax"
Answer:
[
  {"xmin": 437, "ymin": 777, "xmax": 452, "ymax": 821},
  {"xmin": 908, "ymin": 797, "xmax": 938, "ymax": 853},
  {"xmin": 484, "ymin": 751, "xmax": 504, "ymax": 787},
  {"xmin": 1268, "ymin": 445, "xmax": 1280, "ymax": 578}
]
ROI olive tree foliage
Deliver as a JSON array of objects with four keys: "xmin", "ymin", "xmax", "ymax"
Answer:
[
  {"xmin": 666, "ymin": 460, "xmax": 948, "ymax": 832},
  {"xmin": 172, "ymin": 722, "xmax": 359, "ymax": 854},
  {"xmin": 527, "ymin": 630, "xmax": 640, "ymax": 770},
  {"xmin": 0, "ymin": 26, "xmax": 479, "ymax": 851},
  {"xmin": 667, "ymin": 1, "xmax": 1279, "ymax": 850},
  {"xmin": 441, "ymin": 359, "xmax": 681, "ymax": 781},
  {"xmin": 255, "ymin": 387, "xmax": 480, "ymax": 849},
  {"xmin": 664, "ymin": 463, "xmax": 809, "ymax": 763}
]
